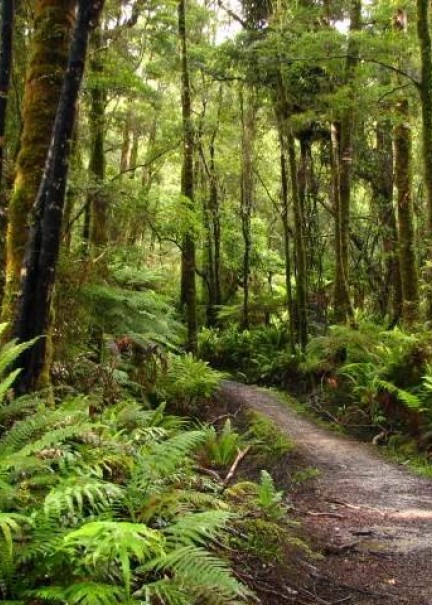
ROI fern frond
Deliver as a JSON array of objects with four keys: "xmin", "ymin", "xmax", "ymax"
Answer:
[
  {"xmin": 0, "ymin": 513, "xmax": 28, "ymax": 555},
  {"xmin": 0, "ymin": 337, "xmax": 38, "ymax": 380},
  {"xmin": 144, "ymin": 430, "xmax": 208, "ymax": 477},
  {"xmin": 44, "ymin": 478, "xmax": 124, "ymax": 518},
  {"xmin": 143, "ymin": 545, "xmax": 251, "ymax": 602},
  {"xmin": 138, "ymin": 579, "xmax": 192, "ymax": 605},
  {"xmin": 32, "ymin": 583, "xmax": 126, "ymax": 605},
  {"xmin": 375, "ymin": 379, "xmax": 422, "ymax": 410},
  {"xmin": 164, "ymin": 511, "xmax": 233, "ymax": 547},
  {"xmin": 63, "ymin": 521, "xmax": 165, "ymax": 593}
]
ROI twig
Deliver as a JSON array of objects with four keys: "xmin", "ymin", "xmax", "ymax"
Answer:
[
  {"xmin": 222, "ymin": 446, "xmax": 251, "ymax": 489},
  {"xmin": 194, "ymin": 466, "xmax": 222, "ymax": 482},
  {"xmin": 307, "ymin": 511, "xmax": 345, "ymax": 519}
]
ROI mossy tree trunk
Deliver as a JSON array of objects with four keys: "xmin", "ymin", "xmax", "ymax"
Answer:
[
  {"xmin": 394, "ymin": 99, "xmax": 419, "ymax": 326},
  {"xmin": 0, "ymin": 0, "xmax": 15, "ymax": 295},
  {"xmin": 13, "ymin": 0, "xmax": 105, "ymax": 394},
  {"xmin": 0, "ymin": 0, "xmax": 14, "ymax": 192},
  {"xmin": 240, "ymin": 87, "xmax": 255, "ymax": 331},
  {"xmin": 288, "ymin": 131, "xmax": 308, "ymax": 352},
  {"xmin": 1, "ymin": 0, "xmax": 75, "ymax": 324},
  {"xmin": 372, "ymin": 121, "xmax": 402, "ymax": 322},
  {"xmin": 88, "ymin": 27, "xmax": 107, "ymax": 249},
  {"xmin": 333, "ymin": 0, "xmax": 361, "ymax": 323},
  {"xmin": 416, "ymin": 0, "xmax": 432, "ymax": 315},
  {"xmin": 278, "ymin": 129, "xmax": 296, "ymax": 354},
  {"xmin": 178, "ymin": 0, "xmax": 197, "ymax": 352}
]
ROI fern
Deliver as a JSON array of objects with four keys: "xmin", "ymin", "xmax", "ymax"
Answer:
[
  {"xmin": 256, "ymin": 471, "xmax": 284, "ymax": 519},
  {"xmin": 31, "ymin": 583, "xmax": 126, "ymax": 605},
  {"xmin": 163, "ymin": 510, "xmax": 233, "ymax": 547},
  {"xmin": 43, "ymin": 478, "xmax": 124, "ymax": 518},
  {"xmin": 63, "ymin": 521, "xmax": 165, "ymax": 594},
  {"xmin": 143, "ymin": 545, "xmax": 252, "ymax": 602},
  {"xmin": 375, "ymin": 379, "xmax": 422, "ymax": 411},
  {"xmin": 0, "ymin": 513, "xmax": 28, "ymax": 555}
]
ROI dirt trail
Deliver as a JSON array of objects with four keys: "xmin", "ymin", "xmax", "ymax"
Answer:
[{"xmin": 219, "ymin": 380, "xmax": 432, "ymax": 604}]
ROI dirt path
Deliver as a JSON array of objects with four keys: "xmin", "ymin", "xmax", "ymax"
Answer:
[{"xmin": 219, "ymin": 380, "xmax": 432, "ymax": 604}]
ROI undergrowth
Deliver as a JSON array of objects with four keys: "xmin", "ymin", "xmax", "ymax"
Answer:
[{"xmin": 0, "ymin": 329, "xmax": 305, "ymax": 604}]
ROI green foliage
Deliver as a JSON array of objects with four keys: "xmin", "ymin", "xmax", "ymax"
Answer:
[
  {"xmin": 204, "ymin": 420, "xmax": 243, "ymax": 468},
  {"xmin": 198, "ymin": 326, "xmax": 297, "ymax": 384},
  {"xmin": 0, "ymin": 357, "xmax": 250, "ymax": 604},
  {"xmin": 157, "ymin": 353, "xmax": 224, "ymax": 410},
  {"xmin": 245, "ymin": 411, "xmax": 294, "ymax": 460},
  {"xmin": 256, "ymin": 470, "xmax": 284, "ymax": 520}
]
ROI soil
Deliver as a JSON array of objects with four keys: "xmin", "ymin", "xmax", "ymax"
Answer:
[{"xmin": 218, "ymin": 380, "xmax": 432, "ymax": 605}]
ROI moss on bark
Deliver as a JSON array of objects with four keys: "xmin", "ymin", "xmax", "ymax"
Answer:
[{"xmin": 2, "ymin": 0, "xmax": 75, "ymax": 324}]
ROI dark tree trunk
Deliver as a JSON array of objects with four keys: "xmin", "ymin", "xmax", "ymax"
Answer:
[
  {"xmin": 372, "ymin": 121, "xmax": 402, "ymax": 322},
  {"xmin": 333, "ymin": 0, "xmax": 361, "ymax": 323},
  {"xmin": 394, "ymin": 99, "xmax": 419, "ymax": 326},
  {"xmin": 240, "ymin": 87, "xmax": 255, "ymax": 331},
  {"xmin": 0, "ymin": 0, "xmax": 14, "ymax": 191},
  {"xmin": 13, "ymin": 0, "xmax": 105, "ymax": 394},
  {"xmin": 279, "ymin": 131, "xmax": 296, "ymax": 354},
  {"xmin": 416, "ymin": 0, "xmax": 432, "ymax": 316},
  {"xmin": 288, "ymin": 131, "xmax": 308, "ymax": 351},
  {"xmin": 178, "ymin": 0, "xmax": 197, "ymax": 351},
  {"xmin": 88, "ymin": 27, "xmax": 107, "ymax": 249},
  {"xmin": 0, "ymin": 0, "xmax": 14, "ymax": 296},
  {"xmin": 2, "ymin": 0, "xmax": 75, "ymax": 326}
]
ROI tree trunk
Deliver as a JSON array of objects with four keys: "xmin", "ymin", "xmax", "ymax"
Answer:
[
  {"xmin": 12, "ymin": 0, "xmax": 105, "ymax": 394},
  {"xmin": 0, "ymin": 0, "xmax": 14, "ymax": 191},
  {"xmin": 394, "ymin": 99, "xmax": 419, "ymax": 326},
  {"xmin": 416, "ymin": 0, "xmax": 432, "ymax": 315},
  {"xmin": 178, "ymin": 0, "xmax": 197, "ymax": 351},
  {"xmin": 372, "ymin": 121, "xmax": 402, "ymax": 322},
  {"xmin": 1, "ymin": 0, "xmax": 75, "ymax": 324},
  {"xmin": 0, "ymin": 0, "xmax": 15, "ymax": 296},
  {"xmin": 240, "ymin": 87, "xmax": 255, "ymax": 331},
  {"xmin": 288, "ymin": 131, "xmax": 308, "ymax": 351},
  {"xmin": 333, "ymin": 0, "xmax": 361, "ymax": 323},
  {"xmin": 279, "ymin": 131, "xmax": 296, "ymax": 354},
  {"xmin": 88, "ymin": 27, "xmax": 107, "ymax": 249}
]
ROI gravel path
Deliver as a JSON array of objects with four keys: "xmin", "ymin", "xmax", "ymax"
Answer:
[{"xmin": 219, "ymin": 380, "xmax": 432, "ymax": 604}]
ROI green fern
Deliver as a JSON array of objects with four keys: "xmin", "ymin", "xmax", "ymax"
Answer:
[
  {"xmin": 63, "ymin": 521, "xmax": 165, "ymax": 594},
  {"xmin": 31, "ymin": 583, "xmax": 126, "ymax": 605}
]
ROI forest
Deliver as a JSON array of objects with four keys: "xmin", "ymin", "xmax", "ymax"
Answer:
[{"xmin": 0, "ymin": 0, "xmax": 432, "ymax": 603}]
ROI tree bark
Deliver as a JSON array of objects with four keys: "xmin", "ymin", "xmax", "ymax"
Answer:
[
  {"xmin": 178, "ymin": 0, "xmax": 197, "ymax": 351},
  {"xmin": 240, "ymin": 87, "xmax": 255, "ymax": 331},
  {"xmin": 1, "ymin": 0, "xmax": 75, "ymax": 325},
  {"xmin": 12, "ymin": 0, "xmax": 105, "ymax": 393},
  {"xmin": 416, "ymin": 0, "xmax": 432, "ymax": 315},
  {"xmin": 0, "ymin": 0, "xmax": 14, "ymax": 191},
  {"xmin": 279, "ymin": 131, "xmax": 296, "ymax": 354},
  {"xmin": 88, "ymin": 27, "xmax": 107, "ymax": 249},
  {"xmin": 372, "ymin": 121, "xmax": 402, "ymax": 322},
  {"xmin": 0, "ymin": 0, "xmax": 15, "ymax": 296},
  {"xmin": 394, "ymin": 99, "xmax": 419, "ymax": 326},
  {"xmin": 333, "ymin": 0, "xmax": 361, "ymax": 323},
  {"xmin": 288, "ymin": 131, "xmax": 308, "ymax": 351}
]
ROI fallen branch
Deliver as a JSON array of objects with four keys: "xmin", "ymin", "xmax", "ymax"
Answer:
[
  {"xmin": 307, "ymin": 511, "xmax": 345, "ymax": 520},
  {"xmin": 222, "ymin": 446, "xmax": 251, "ymax": 489},
  {"xmin": 195, "ymin": 466, "xmax": 222, "ymax": 482}
]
